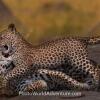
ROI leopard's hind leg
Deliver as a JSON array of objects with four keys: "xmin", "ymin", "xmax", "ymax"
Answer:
[
  {"xmin": 18, "ymin": 69, "xmax": 90, "ymax": 98},
  {"xmin": 38, "ymin": 69, "xmax": 90, "ymax": 90},
  {"xmin": 17, "ymin": 69, "xmax": 90, "ymax": 92}
]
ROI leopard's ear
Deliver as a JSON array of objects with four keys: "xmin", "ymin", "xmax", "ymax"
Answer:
[{"xmin": 8, "ymin": 23, "xmax": 17, "ymax": 33}]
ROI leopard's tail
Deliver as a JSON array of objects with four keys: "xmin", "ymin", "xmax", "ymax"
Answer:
[
  {"xmin": 82, "ymin": 23, "xmax": 100, "ymax": 45},
  {"xmin": 81, "ymin": 36, "xmax": 100, "ymax": 45}
]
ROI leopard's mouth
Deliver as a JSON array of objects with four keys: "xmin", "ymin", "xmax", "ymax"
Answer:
[{"xmin": 0, "ymin": 60, "xmax": 15, "ymax": 76}]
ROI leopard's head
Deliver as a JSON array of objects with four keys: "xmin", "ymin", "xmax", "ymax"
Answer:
[{"xmin": 0, "ymin": 24, "xmax": 28, "ymax": 75}]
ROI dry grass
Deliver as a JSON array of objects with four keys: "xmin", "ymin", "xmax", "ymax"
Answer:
[{"xmin": 2, "ymin": 0, "xmax": 100, "ymax": 43}]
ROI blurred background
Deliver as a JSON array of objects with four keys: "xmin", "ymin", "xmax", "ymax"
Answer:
[{"xmin": 0, "ymin": 0, "xmax": 100, "ymax": 44}]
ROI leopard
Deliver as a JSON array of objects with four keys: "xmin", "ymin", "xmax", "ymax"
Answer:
[{"xmin": 0, "ymin": 24, "xmax": 99, "ymax": 96}]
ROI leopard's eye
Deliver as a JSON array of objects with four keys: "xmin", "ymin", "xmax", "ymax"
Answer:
[{"xmin": 2, "ymin": 45, "xmax": 9, "ymax": 58}]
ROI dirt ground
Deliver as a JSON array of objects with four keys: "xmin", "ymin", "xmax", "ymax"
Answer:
[{"xmin": 0, "ymin": 44, "xmax": 100, "ymax": 100}]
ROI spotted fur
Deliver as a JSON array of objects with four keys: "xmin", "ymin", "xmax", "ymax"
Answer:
[{"xmin": 0, "ymin": 24, "xmax": 99, "ymax": 96}]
